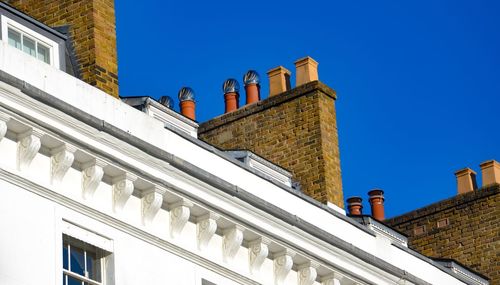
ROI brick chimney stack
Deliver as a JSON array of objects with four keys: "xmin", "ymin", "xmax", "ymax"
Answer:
[
  {"xmin": 455, "ymin": 168, "xmax": 478, "ymax": 194},
  {"xmin": 4, "ymin": 0, "xmax": 119, "ymax": 97},
  {"xmin": 200, "ymin": 57, "xmax": 344, "ymax": 207}
]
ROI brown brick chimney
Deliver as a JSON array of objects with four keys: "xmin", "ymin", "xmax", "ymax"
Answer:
[
  {"xmin": 4, "ymin": 0, "xmax": 119, "ymax": 98},
  {"xmin": 199, "ymin": 57, "xmax": 344, "ymax": 207}
]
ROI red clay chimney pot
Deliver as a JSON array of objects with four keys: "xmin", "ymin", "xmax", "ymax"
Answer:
[
  {"xmin": 368, "ymin": 189, "xmax": 385, "ymax": 221},
  {"xmin": 346, "ymin": 196, "xmax": 363, "ymax": 216},
  {"xmin": 223, "ymin": 79, "xmax": 240, "ymax": 113},
  {"xmin": 178, "ymin": 87, "xmax": 196, "ymax": 120},
  {"xmin": 224, "ymin": 92, "xmax": 239, "ymax": 113},
  {"xmin": 243, "ymin": 70, "xmax": 260, "ymax": 105}
]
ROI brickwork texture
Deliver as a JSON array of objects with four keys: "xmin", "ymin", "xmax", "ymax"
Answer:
[
  {"xmin": 199, "ymin": 81, "xmax": 344, "ymax": 207},
  {"xmin": 4, "ymin": 0, "xmax": 119, "ymax": 97},
  {"xmin": 386, "ymin": 185, "xmax": 500, "ymax": 284}
]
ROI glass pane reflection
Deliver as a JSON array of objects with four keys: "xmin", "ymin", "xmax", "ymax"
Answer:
[{"xmin": 70, "ymin": 246, "xmax": 85, "ymax": 276}]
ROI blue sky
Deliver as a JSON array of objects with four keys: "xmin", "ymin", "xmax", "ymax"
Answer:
[{"xmin": 115, "ymin": 0, "xmax": 500, "ymax": 217}]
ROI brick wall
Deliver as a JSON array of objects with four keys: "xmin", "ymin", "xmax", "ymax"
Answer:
[
  {"xmin": 199, "ymin": 81, "xmax": 344, "ymax": 207},
  {"xmin": 4, "ymin": 0, "xmax": 119, "ymax": 97},
  {"xmin": 386, "ymin": 184, "xmax": 500, "ymax": 284}
]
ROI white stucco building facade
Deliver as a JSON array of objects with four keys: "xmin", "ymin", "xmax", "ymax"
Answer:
[{"xmin": 0, "ymin": 5, "xmax": 488, "ymax": 285}]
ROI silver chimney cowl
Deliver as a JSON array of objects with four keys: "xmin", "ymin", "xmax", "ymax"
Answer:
[
  {"xmin": 159, "ymin": 96, "xmax": 174, "ymax": 109},
  {"xmin": 243, "ymin": 70, "xmax": 260, "ymax": 86},
  {"xmin": 222, "ymin": 78, "xmax": 240, "ymax": 94},
  {"xmin": 178, "ymin": 87, "xmax": 195, "ymax": 102}
]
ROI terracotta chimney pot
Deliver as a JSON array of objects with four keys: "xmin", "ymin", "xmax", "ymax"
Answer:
[
  {"xmin": 178, "ymin": 87, "xmax": 196, "ymax": 120},
  {"xmin": 479, "ymin": 160, "xmax": 500, "ymax": 187},
  {"xmin": 455, "ymin": 168, "xmax": 477, "ymax": 194},
  {"xmin": 368, "ymin": 189, "xmax": 385, "ymax": 221},
  {"xmin": 294, "ymin": 56, "xmax": 319, "ymax": 86},
  {"xmin": 267, "ymin": 66, "xmax": 291, "ymax": 96},
  {"xmin": 223, "ymin": 79, "xmax": 240, "ymax": 113},
  {"xmin": 346, "ymin": 196, "xmax": 363, "ymax": 215},
  {"xmin": 243, "ymin": 70, "xmax": 261, "ymax": 105}
]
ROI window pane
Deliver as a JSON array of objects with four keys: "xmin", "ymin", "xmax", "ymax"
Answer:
[
  {"xmin": 86, "ymin": 251, "xmax": 102, "ymax": 282},
  {"xmin": 63, "ymin": 243, "xmax": 69, "ymax": 270},
  {"xmin": 70, "ymin": 246, "xmax": 85, "ymax": 276},
  {"xmin": 22, "ymin": 35, "xmax": 36, "ymax": 57},
  {"xmin": 7, "ymin": 28, "xmax": 21, "ymax": 50},
  {"xmin": 37, "ymin": 43, "xmax": 50, "ymax": 64}
]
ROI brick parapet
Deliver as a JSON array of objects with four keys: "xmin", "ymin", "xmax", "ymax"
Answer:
[
  {"xmin": 385, "ymin": 184, "xmax": 500, "ymax": 283},
  {"xmin": 386, "ymin": 184, "xmax": 499, "ymax": 226}
]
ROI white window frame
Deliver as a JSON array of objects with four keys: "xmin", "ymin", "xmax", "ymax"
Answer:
[
  {"xmin": 62, "ymin": 221, "xmax": 113, "ymax": 285},
  {"xmin": 63, "ymin": 237, "xmax": 104, "ymax": 285},
  {"xmin": 1, "ymin": 15, "xmax": 60, "ymax": 68}
]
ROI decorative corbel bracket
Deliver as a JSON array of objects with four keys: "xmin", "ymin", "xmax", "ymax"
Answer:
[
  {"xmin": 81, "ymin": 159, "xmax": 106, "ymax": 199},
  {"xmin": 297, "ymin": 262, "xmax": 319, "ymax": 285},
  {"xmin": 273, "ymin": 249, "xmax": 296, "ymax": 285},
  {"xmin": 17, "ymin": 129, "xmax": 43, "ymax": 171},
  {"xmin": 321, "ymin": 273, "xmax": 342, "ymax": 285},
  {"xmin": 196, "ymin": 212, "xmax": 219, "ymax": 250},
  {"xmin": 222, "ymin": 225, "xmax": 244, "ymax": 262},
  {"xmin": 141, "ymin": 187, "xmax": 164, "ymax": 225},
  {"xmin": 50, "ymin": 144, "xmax": 76, "ymax": 184},
  {"xmin": 0, "ymin": 113, "xmax": 9, "ymax": 142},
  {"xmin": 112, "ymin": 173, "xmax": 137, "ymax": 212},
  {"xmin": 248, "ymin": 237, "xmax": 270, "ymax": 274},
  {"xmin": 169, "ymin": 199, "xmax": 193, "ymax": 238}
]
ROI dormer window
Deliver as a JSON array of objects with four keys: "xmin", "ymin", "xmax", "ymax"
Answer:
[
  {"xmin": 1, "ymin": 14, "xmax": 60, "ymax": 68},
  {"xmin": 8, "ymin": 27, "xmax": 51, "ymax": 64}
]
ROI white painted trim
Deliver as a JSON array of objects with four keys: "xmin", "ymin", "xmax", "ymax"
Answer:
[{"xmin": 61, "ymin": 220, "xmax": 114, "ymax": 252}]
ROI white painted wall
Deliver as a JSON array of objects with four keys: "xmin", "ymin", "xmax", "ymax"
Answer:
[{"xmin": 0, "ymin": 179, "xmax": 246, "ymax": 285}]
